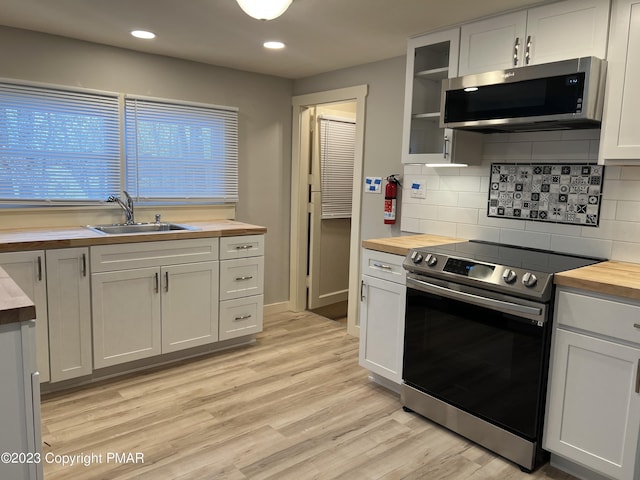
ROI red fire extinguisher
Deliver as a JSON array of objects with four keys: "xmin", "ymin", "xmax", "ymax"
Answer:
[{"xmin": 384, "ymin": 175, "xmax": 401, "ymax": 224}]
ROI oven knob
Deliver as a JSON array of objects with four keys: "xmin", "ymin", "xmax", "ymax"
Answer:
[
  {"xmin": 410, "ymin": 251, "xmax": 423, "ymax": 264},
  {"xmin": 522, "ymin": 272, "xmax": 538, "ymax": 288},
  {"xmin": 502, "ymin": 269, "xmax": 517, "ymax": 284},
  {"xmin": 425, "ymin": 254, "xmax": 438, "ymax": 267}
]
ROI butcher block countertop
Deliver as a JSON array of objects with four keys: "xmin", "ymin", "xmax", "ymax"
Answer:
[
  {"xmin": 362, "ymin": 234, "xmax": 463, "ymax": 256},
  {"xmin": 555, "ymin": 260, "xmax": 640, "ymax": 301},
  {"xmin": 0, "ymin": 220, "xmax": 266, "ymax": 253},
  {"xmin": 0, "ymin": 267, "xmax": 36, "ymax": 325}
]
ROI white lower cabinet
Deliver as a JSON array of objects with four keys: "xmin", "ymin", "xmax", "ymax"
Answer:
[
  {"xmin": 219, "ymin": 235, "xmax": 265, "ymax": 341},
  {"xmin": 0, "ymin": 251, "xmax": 50, "ymax": 383},
  {"xmin": 544, "ymin": 288, "xmax": 640, "ymax": 480},
  {"xmin": 46, "ymin": 248, "xmax": 92, "ymax": 382},
  {"xmin": 359, "ymin": 250, "xmax": 406, "ymax": 386},
  {"xmin": 0, "ymin": 321, "xmax": 43, "ymax": 480},
  {"xmin": 91, "ymin": 238, "xmax": 220, "ymax": 369}
]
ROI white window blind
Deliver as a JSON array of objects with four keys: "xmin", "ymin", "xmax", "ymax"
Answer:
[
  {"xmin": 125, "ymin": 97, "xmax": 239, "ymax": 203},
  {"xmin": 0, "ymin": 82, "xmax": 120, "ymax": 202},
  {"xmin": 319, "ymin": 115, "xmax": 355, "ymax": 219}
]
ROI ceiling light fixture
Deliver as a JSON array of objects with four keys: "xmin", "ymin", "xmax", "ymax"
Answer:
[
  {"xmin": 236, "ymin": 0, "xmax": 293, "ymax": 20},
  {"xmin": 131, "ymin": 30, "xmax": 156, "ymax": 39},
  {"xmin": 264, "ymin": 41, "xmax": 286, "ymax": 49}
]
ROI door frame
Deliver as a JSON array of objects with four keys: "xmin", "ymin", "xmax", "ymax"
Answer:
[{"xmin": 290, "ymin": 85, "xmax": 368, "ymax": 337}]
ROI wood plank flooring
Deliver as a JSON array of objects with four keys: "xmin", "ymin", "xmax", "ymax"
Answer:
[{"xmin": 41, "ymin": 311, "xmax": 577, "ymax": 480}]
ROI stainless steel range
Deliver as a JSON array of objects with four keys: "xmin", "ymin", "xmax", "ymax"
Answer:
[{"xmin": 401, "ymin": 240, "xmax": 604, "ymax": 472}]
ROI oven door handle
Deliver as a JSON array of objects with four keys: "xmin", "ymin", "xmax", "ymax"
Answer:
[{"xmin": 407, "ymin": 277, "xmax": 543, "ymax": 318}]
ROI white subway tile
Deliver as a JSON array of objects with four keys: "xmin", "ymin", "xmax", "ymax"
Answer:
[
  {"xmin": 458, "ymin": 192, "xmax": 488, "ymax": 208},
  {"xmin": 525, "ymin": 221, "xmax": 582, "ymax": 236},
  {"xmin": 561, "ymin": 129, "xmax": 601, "ymax": 141},
  {"xmin": 456, "ymin": 223, "xmax": 501, "ymax": 242},
  {"xmin": 478, "ymin": 214, "xmax": 526, "ymax": 230},
  {"xmin": 425, "ymin": 166, "xmax": 463, "ymax": 176},
  {"xmin": 603, "ymin": 166, "xmax": 621, "ymax": 180},
  {"xmin": 510, "ymin": 131, "xmax": 563, "ymax": 142},
  {"xmin": 615, "ymin": 201, "xmax": 640, "ymax": 222},
  {"xmin": 588, "ymin": 139, "xmax": 600, "ymax": 161},
  {"xmin": 400, "ymin": 217, "xmax": 422, "ymax": 234},
  {"xmin": 462, "ymin": 166, "xmax": 489, "ymax": 177},
  {"xmin": 550, "ymin": 235, "xmax": 612, "ymax": 259},
  {"xmin": 483, "ymin": 141, "xmax": 532, "ymax": 162},
  {"xmin": 402, "ymin": 203, "xmax": 438, "ymax": 220},
  {"xmin": 419, "ymin": 219, "xmax": 458, "ymax": 237},
  {"xmin": 598, "ymin": 200, "xmax": 617, "ymax": 220},
  {"xmin": 439, "ymin": 175, "xmax": 481, "ymax": 192},
  {"xmin": 581, "ymin": 219, "xmax": 640, "ymax": 240},
  {"xmin": 531, "ymin": 140, "xmax": 590, "ymax": 162},
  {"xmin": 423, "ymin": 191, "xmax": 459, "ymax": 206},
  {"xmin": 403, "ymin": 165, "xmax": 422, "ymax": 175},
  {"xmin": 437, "ymin": 206, "xmax": 479, "ymax": 224},
  {"xmin": 611, "ymin": 241, "xmax": 640, "ymax": 263},
  {"xmin": 602, "ymin": 180, "xmax": 640, "ymax": 201},
  {"xmin": 619, "ymin": 166, "xmax": 640, "ymax": 180},
  {"xmin": 499, "ymin": 228, "xmax": 551, "ymax": 250},
  {"xmin": 483, "ymin": 133, "xmax": 511, "ymax": 144}
]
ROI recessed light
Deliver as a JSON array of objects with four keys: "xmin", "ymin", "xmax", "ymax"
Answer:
[
  {"xmin": 131, "ymin": 30, "xmax": 156, "ymax": 39},
  {"xmin": 264, "ymin": 41, "xmax": 285, "ymax": 49}
]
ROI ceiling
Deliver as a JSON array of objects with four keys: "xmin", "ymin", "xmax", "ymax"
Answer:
[{"xmin": 0, "ymin": 0, "xmax": 547, "ymax": 79}]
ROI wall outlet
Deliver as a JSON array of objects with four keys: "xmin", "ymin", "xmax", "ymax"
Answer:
[
  {"xmin": 365, "ymin": 177, "xmax": 382, "ymax": 193},
  {"xmin": 410, "ymin": 180, "xmax": 426, "ymax": 199}
]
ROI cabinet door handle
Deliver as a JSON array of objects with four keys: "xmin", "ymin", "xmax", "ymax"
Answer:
[
  {"xmin": 443, "ymin": 135, "xmax": 449, "ymax": 159},
  {"xmin": 525, "ymin": 35, "xmax": 532, "ymax": 65},
  {"xmin": 154, "ymin": 272, "xmax": 159, "ymax": 293},
  {"xmin": 234, "ymin": 314, "xmax": 252, "ymax": 321},
  {"xmin": 513, "ymin": 37, "xmax": 520, "ymax": 67},
  {"xmin": 634, "ymin": 323, "xmax": 640, "ymax": 329},
  {"xmin": 37, "ymin": 256, "xmax": 42, "ymax": 282},
  {"xmin": 373, "ymin": 262, "xmax": 393, "ymax": 270},
  {"xmin": 235, "ymin": 275, "xmax": 253, "ymax": 281},
  {"xmin": 360, "ymin": 280, "xmax": 366, "ymax": 301},
  {"xmin": 81, "ymin": 253, "xmax": 87, "ymax": 277},
  {"xmin": 165, "ymin": 271, "xmax": 169, "ymax": 292}
]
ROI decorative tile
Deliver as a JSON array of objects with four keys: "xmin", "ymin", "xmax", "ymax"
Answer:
[{"xmin": 487, "ymin": 163, "xmax": 605, "ymax": 226}]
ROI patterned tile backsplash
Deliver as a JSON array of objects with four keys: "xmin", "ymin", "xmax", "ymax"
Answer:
[{"xmin": 488, "ymin": 163, "xmax": 604, "ymax": 226}]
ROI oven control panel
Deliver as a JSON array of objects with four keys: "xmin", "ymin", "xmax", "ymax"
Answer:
[{"xmin": 403, "ymin": 248, "xmax": 551, "ymax": 301}]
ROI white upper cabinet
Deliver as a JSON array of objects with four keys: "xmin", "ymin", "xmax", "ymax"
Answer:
[
  {"xmin": 599, "ymin": 0, "xmax": 640, "ymax": 164},
  {"xmin": 401, "ymin": 28, "xmax": 482, "ymax": 165},
  {"xmin": 459, "ymin": 0, "xmax": 610, "ymax": 76}
]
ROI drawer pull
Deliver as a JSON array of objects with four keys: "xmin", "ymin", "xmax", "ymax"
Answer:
[
  {"xmin": 373, "ymin": 262, "xmax": 393, "ymax": 270},
  {"xmin": 235, "ymin": 245, "xmax": 253, "ymax": 250},
  {"xmin": 634, "ymin": 323, "xmax": 640, "ymax": 329},
  {"xmin": 235, "ymin": 276, "xmax": 253, "ymax": 281},
  {"xmin": 234, "ymin": 314, "xmax": 252, "ymax": 321}
]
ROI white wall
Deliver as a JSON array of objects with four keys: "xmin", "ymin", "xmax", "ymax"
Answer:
[
  {"xmin": 402, "ymin": 129, "xmax": 640, "ymax": 263},
  {"xmin": 0, "ymin": 26, "xmax": 293, "ymax": 305}
]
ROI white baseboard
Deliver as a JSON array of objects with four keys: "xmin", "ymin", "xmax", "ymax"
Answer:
[{"xmin": 264, "ymin": 301, "xmax": 291, "ymax": 315}]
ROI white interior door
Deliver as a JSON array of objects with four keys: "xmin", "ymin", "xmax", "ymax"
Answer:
[{"xmin": 307, "ymin": 105, "xmax": 356, "ymax": 311}]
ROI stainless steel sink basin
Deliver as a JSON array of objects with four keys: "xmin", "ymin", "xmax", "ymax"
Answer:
[{"xmin": 86, "ymin": 222, "xmax": 200, "ymax": 235}]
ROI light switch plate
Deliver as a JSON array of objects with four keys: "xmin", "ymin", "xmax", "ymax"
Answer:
[
  {"xmin": 365, "ymin": 177, "xmax": 382, "ymax": 193},
  {"xmin": 410, "ymin": 180, "xmax": 426, "ymax": 199}
]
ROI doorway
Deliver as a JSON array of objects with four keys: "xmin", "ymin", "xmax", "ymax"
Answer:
[{"xmin": 290, "ymin": 85, "xmax": 368, "ymax": 337}]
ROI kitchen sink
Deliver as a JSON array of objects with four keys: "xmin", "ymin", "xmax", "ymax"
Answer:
[{"xmin": 86, "ymin": 222, "xmax": 200, "ymax": 235}]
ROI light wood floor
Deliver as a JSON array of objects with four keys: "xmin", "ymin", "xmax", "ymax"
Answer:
[{"xmin": 41, "ymin": 311, "xmax": 577, "ymax": 480}]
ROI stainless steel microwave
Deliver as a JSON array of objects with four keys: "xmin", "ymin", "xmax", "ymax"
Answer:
[{"xmin": 440, "ymin": 57, "xmax": 606, "ymax": 133}]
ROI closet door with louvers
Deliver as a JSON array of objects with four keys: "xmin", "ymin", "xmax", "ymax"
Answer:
[{"xmin": 308, "ymin": 115, "xmax": 355, "ymax": 310}]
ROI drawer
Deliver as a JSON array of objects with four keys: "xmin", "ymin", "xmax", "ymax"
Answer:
[
  {"xmin": 91, "ymin": 238, "xmax": 219, "ymax": 272},
  {"xmin": 219, "ymin": 257, "xmax": 264, "ymax": 300},
  {"xmin": 219, "ymin": 295, "xmax": 264, "ymax": 340},
  {"xmin": 556, "ymin": 289, "xmax": 640, "ymax": 346},
  {"xmin": 219, "ymin": 235, "xmax": 265, "ymax": 260},
  {"xmin": 362, "ymin": 249, "xmax": 406, "ymax": 284}
]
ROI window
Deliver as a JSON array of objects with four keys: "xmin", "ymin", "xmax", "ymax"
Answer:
[
  {"xmin": 0, "ymin": 81, "xmax": 239, "ymax": 205},
  {"xmin": 125, "ymin": 98, "xmax": 239, "ymax": 203},
  {"xmin": 0, "ymin": 82, "xmax": 120, "ymax": 202},
  {"xmin": 319, "ymin": 115, "xmax": 355, "ymax": 219}
]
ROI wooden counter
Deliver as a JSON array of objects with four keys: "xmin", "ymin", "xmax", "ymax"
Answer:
[
  {"xmin": 0, "ymin": 220, "xmax": 266, "ymax": 253},
  {"xmin": 0, "ymin": 267, "xmax": 36, "ymax": 325},
  {"xmin": 555, "ymin": 260, "xmax": 640, "ymax": 301},
  {"xmin": 362, "ymin": 234, "xmax": 463, "ymax": 256}
]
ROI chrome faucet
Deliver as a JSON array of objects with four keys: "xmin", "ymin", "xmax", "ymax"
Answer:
[{"xmin": 107, "ymin": 191, "xmax": 135, "ymax": 224}]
